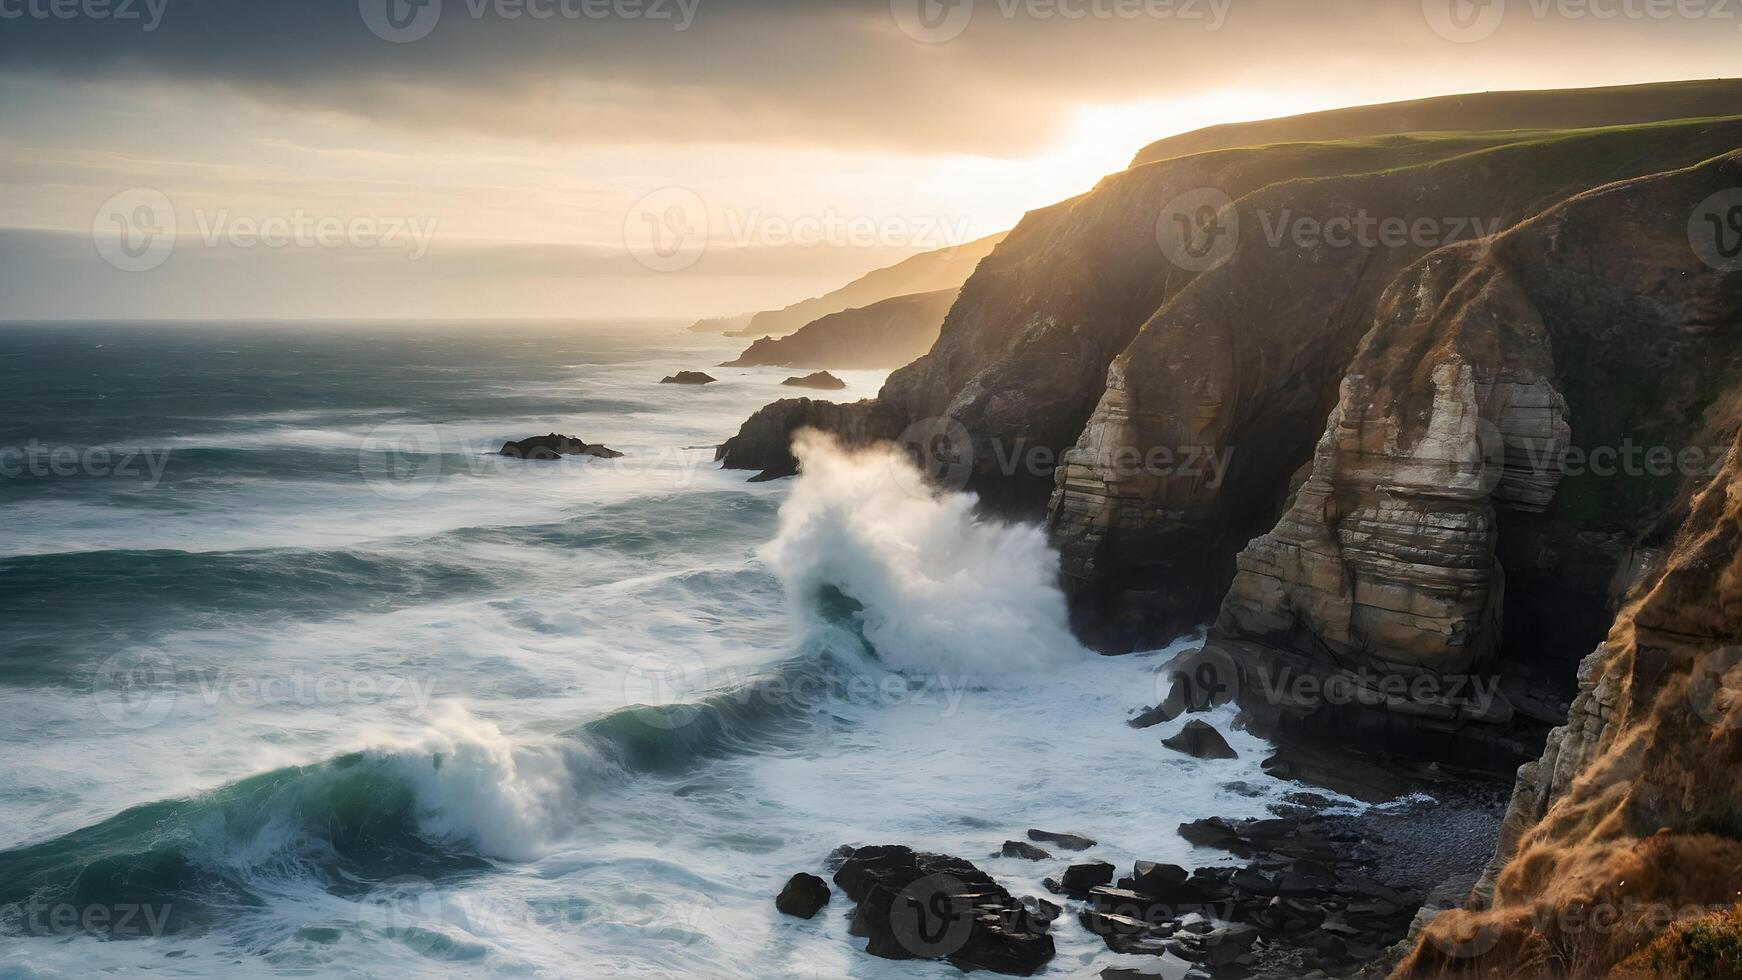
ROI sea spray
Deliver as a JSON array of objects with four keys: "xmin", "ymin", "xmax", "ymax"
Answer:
[{"xmin": 759, "ymin": 430, "xmax": 1085, "ymax": 679}]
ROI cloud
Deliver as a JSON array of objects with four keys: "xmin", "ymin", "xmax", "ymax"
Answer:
[{"xmin": 11, "ymin": 0, "xmax": 1733, "ymax": 156}]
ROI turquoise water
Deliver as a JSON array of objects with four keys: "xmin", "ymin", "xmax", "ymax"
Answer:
[{"xmin": 0, "ymin": 322, "xmax": 1292, "ymax": 978}]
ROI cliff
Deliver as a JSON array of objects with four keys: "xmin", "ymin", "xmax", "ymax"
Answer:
[
  {"xmin": 736, "ymin": 233, "xmax": 1004, "ymax": 337},
  {"xmin": 714, "ymin": 79, "xmax": 1742, "ymax": 978},
  {"xmin": 721, "ymin": 288, "xmax": 958, "ymax": 370},
  {"xmin": 1394, "ymin": 423, "xmax": 1742, "ymax": 978},
  {"xmin": 1203, "ymin": 149, "xmax": 1742, "ymax": 770}
]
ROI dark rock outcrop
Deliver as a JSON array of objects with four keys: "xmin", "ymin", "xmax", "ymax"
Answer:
[
  {"xmin": 775, "ymin": 873, "xmax": 830, "ymax": 919},
  {"xmin": 1056, "ymin": 861, "xmax": 1115, "ymax": 897},
  {"xmin": 714, "ymin": 398, "xmax": 900, "ymax": 481},
  {"xmin": 724, "ymin": 289, "xmax": 958, "ymax": 370},
  {"xmin": 659, "ymin": 371, "xmax": 716, "ymax": 385},
  {"xmin": 1204, "ymin": 149, "xmax": 1742, "ymax": 772},
  {"xmin": 998, "ymin": 841, "xmax": 1051, "ymax": 861},
  {"xmin": 831, "ymin": 844, "xmax": 1055, "ymax": 976},
  {"xmin": 780, "ymin": 371, "xmax": 847, "ymax": 391},
  {"xmin": 1161, "ymin": 719, "xmax": 1238, "ymax": 760},
  {"xmin": 498, "ymin": 433, "xmax": 624, "ymax": 460},
  {"xmin": 1025, "ymin": 829, "xmax": 1096, "ymax": 852}
]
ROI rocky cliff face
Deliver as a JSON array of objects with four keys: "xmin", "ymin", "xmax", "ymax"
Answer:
[
  {"xmin": 1394, "ymin": 421, "xmax": 1742, "ymax": 978},
  {"xmin": 712, "ymin": 82, "xmax": 1742, "ymax": 977},
  {"xmin": 1048, "ymin": 118, "xmax": 1742, "ymax": 653},
  {"xmin": 719, "ymin": 86, "xmax": 1742, "ymax": 761},
  {"xmin": 1202, "ymin": 151, "xmax": 1742, "ymax": 769},
  {"xmin": 722, "ymin": 288, "xmax": 958, "ymax": 370}
]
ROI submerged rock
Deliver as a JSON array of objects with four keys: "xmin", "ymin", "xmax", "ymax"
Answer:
[
  {"xmin": 998, "ymin": 841, "xmax": 1052, "ymax": 861},
  {"xmin": 1025, "ymin": 829, "xmax": 1096, "ymax": 852},
  {"xmin": 498, "ymin": 433, "xmax": 624, "ymax": 460},
  {"xmin": 775, "ymin": 873, "xmax": 831, "ymax": 919},
  {"xmin": 660, "ymin": 371, "xmax": 717, "ymax": 385},
  {"xmin": 780, "ymin": 371, "xmax": 847, "ymax": 391}
]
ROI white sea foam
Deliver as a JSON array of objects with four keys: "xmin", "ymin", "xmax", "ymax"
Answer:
[{"xmin": 760, "ymin": 430, "xmax": 1085, "ymax": 679}]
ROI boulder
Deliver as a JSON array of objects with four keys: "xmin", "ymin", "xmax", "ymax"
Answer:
[
  {"xmin": 660, "ymin": 371, "xmax": 716, "ymax": 385},
  {"xmin": 1058, "ymin": 861, "xmax": 1115, "ymax": 896},
  {"xmin": 999, "ymin": 841, "xmax": 1052, "ymax": 861},
  {"xmin": 1161, "ymin": 720, "xmax": 1239, "ymax": 760},
  {"xmin": 498, "ymin": 433, "xmax": 624, "ymax": 460},
  {"xmin": 775, "ymin": 873, "xmax": 831, "ymax": 919},
  {"xmin": 831, "ymin": 844, "xmax": 1054, "ymax": 975}
]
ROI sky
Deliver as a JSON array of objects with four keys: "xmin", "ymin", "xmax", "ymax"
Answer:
[{"xmin": 1, "ymin": 0, "xmax": 1739, "ymax": 321}]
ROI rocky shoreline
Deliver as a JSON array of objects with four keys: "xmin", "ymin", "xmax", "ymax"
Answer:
[{"xmin": 777, "ymin": 717, "xmax": 1508, "ymax": 978}]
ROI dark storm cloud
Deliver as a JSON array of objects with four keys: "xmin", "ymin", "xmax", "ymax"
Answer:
[
  {"xmin": 0, "ymin": 0, "xmax": 1337, "ymax": 151},
  {"xmin": 0, "ymin": 0, "xmax": 1733, "ymax": 151}
]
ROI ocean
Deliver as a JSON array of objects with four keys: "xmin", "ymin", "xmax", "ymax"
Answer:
[{"xmin": 0, "ymin": 321, "xmax": 1295, "ymax": 978}]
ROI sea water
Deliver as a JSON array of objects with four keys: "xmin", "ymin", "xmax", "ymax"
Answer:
[{"xmin": 0, "ymin": 321, "xmax": 1300, "ymax": 978}]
